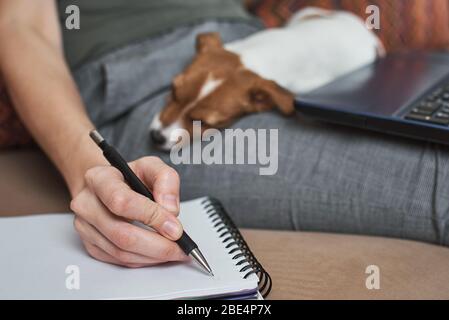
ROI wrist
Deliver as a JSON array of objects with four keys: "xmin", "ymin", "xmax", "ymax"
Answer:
[{"xmin": 59, "ymin": 127, "xmax": 109, "ymax": 197}]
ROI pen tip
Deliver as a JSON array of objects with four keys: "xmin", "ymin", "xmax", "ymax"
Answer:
[{"xmin": 190, "ymin": 248, "xmax": 214, "ymax": 277}]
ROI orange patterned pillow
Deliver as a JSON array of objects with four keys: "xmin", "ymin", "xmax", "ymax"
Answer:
[{"xmin": 246, "ymin": 0, "xmax": 449, "ymax": 53}]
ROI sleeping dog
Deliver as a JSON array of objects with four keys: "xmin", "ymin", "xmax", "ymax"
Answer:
[{"xmin": 149, "ymin": 7, "xmax": 384, "ymax": 150}]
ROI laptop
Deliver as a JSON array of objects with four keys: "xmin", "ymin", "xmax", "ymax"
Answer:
[{"xmin": 294, "ymin": 52, "xmax": 449, "ymax": 145}]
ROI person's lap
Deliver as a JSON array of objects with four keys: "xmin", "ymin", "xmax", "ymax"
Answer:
[{"xmin": 74, "ymin": 20, "xmax": 449, "ymax": 247}]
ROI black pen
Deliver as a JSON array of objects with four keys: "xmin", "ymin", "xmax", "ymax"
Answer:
[{"xmin": 89, "ymin": 130, "xmax": 214, "ymax": 276}]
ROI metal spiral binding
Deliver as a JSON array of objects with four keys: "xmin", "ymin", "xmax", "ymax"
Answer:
[{"xmin": 201, "ymin": 197, "xmax": 272, "ymax": 298}]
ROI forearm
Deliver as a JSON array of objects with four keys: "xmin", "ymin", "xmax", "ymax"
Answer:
[{"xmin": 0, "ymin": 25, "xmax": 106, "ymax": 196}]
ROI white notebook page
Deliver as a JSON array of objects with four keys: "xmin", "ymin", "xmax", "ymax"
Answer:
[{"xmin": 0, "ymin": 198, "xmax": 259, "ymax": 299}]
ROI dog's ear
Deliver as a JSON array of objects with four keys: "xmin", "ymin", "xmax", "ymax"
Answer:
[
  {"xmin": 250, "ymin": 79, "xmax": 294, "ymax": 115},
  {"xmin": 196, "ymin": 32, "xmax": 223, "ymax": 53}
]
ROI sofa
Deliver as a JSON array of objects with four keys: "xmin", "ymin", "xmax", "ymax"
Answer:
[
  {"xmin": 1, "ymin": 147, "xmax": 449, "ymax": 299},
  {"xmin": 1, "ymin": 0, "xmax": 449, "ymax": 299}
]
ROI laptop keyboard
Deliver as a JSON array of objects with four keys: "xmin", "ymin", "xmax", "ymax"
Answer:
[{"xmin": 405, "ymin": 83, "xmax": 449, "ymax": 126}]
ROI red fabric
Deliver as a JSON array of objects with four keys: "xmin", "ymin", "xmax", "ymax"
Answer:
[
  {"xmin": 246, "ymin": 0, "xmax": 449, "ymax": 53},
  {"xmin": 0, "ymin": 83, "xmax": 32, "ymax": 148}
]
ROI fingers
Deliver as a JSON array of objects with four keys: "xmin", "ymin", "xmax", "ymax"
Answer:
[
  {"xmin": 71, "ymin": 156, "xmax": 187, "ymax": 268},
  {"xmin": 84, "ymin": 165, "xmax": 183, "ymax": 240},
  {"xmin": 130, "ymin": 156, "xmax": 180, "ymax": 214},
  {"xmin": 82, "ymin": 241, "xmax": 145, "ymax": 268},
  {"xmin": 74, "ymin": 216, "xmax": 166, "ymax": 266},
  {"xmin": 71, "ymin": 189, "xmax": 188, "ymax": 262}
]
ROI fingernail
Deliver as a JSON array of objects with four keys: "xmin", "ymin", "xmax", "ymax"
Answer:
[
  {"xmin": 162, "ymin": 220, "xmax": 182, "ymax": 239},
  {"xmin": 162, "ymin": 194, "xmax": 179, "ymax": 213}
]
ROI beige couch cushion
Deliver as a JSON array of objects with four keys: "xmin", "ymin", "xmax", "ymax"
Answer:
[
  {"xmin": 0, "ymin": 148, "xmax": 70, "ymax": 215},
  {"xmin": 1, "ymin": 148, "xmax": 449, "ymax": 299}
]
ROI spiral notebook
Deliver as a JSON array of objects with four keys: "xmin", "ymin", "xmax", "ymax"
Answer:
[{"xmin": 0, "ymin": 197, "xmax": 271, "ymax": 299}]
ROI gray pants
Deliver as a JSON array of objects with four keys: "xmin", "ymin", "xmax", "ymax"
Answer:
[{"xmin": 74, "ymin": 21, "xmax": 449, "ymax": 246}]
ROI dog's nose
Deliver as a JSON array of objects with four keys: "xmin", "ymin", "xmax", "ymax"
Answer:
[{"xmin": 150, "ymin": 129, "xmax": 166, "ymax": 145}]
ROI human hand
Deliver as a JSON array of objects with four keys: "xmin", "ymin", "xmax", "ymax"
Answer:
[{"xmin": 70, "ymin": 156, "xmax": 188, "ymax": 268}]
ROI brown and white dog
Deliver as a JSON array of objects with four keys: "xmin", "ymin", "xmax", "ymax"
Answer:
[{"xmin": 149, "ymin": 8, "xmax": 384, "ymax": 150}]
